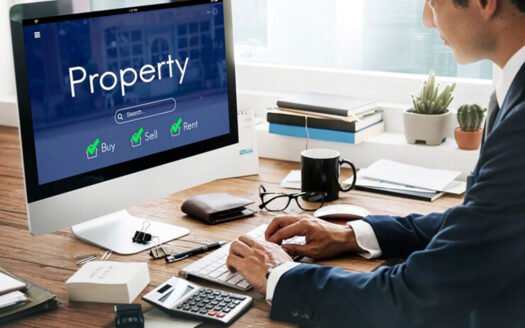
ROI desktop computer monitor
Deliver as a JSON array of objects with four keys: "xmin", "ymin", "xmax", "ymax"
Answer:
[{"xmin": 9, "ymin": 0, "xmax": 239, "ymax": 254}]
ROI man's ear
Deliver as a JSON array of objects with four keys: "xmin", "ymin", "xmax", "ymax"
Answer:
[{"xmin": 476, "ymin": 0, "xmax": 498, "ymax": 20}]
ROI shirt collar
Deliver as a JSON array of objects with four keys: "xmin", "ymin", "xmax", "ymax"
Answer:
[{"xmin": 495, "ymin": 45, "xmax": 525, "ymax": 108}]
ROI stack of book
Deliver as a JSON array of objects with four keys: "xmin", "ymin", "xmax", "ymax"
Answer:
[{"xmin": 267, "ymin": 92, "xmax": 384, "ymax": 144}]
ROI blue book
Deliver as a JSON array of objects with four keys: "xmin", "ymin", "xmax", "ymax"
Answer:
[{"xmin": 269, "ymin": 121, "xmax": 384, "ymax": 144}]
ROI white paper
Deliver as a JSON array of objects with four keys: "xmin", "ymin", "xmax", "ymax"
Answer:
[
  {"xmin": 358, "ymin": 159, "xmax": 461, "ymax": 192},
  {"xmin": 281, "ymin": 170, "xmax": 301, "ymax": 189},
  {"xmin": 144, "ymin": 308, "xmax": 201, "ymax": 328},
  {"xmin": 441, "ymin": 180, "xmax": 467, "ymax": 195},
  {"xmin": 0, "ymin": 291, "xmax": 28, "ymax": 309},
  {"xmin": 0, "ymin": 272, "xmax": 26, "ymax": 295},
  {"xmin": 352, "ymin": 175, "xmax": 435, "ymax": 193},
  {"xmin": 224, "ymin": 111, "xmax": 259, "ymax": 178}
]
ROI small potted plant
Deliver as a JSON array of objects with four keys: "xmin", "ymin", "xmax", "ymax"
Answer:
[
  {"xmin": 404, "ymin": 72, "xmax": 456, "ymax": 146},
  {"xmin": 455, "ymin": 104, "xmax": 486, "ymax": 150}
]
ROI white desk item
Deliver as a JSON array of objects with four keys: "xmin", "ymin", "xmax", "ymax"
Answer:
[
  {"xmin": 179, "ymin": 224, "xmax": 305, "ymax": 291},
  {"xmin": 359, "ymin": 159, "xmax": 461, "ymax": 192},
  {"xmin": 144, "ymin": 308, "xmax": 201, "ymax": 328},
  {"xmin": 0, "ymin": 272, "xmax": 26, "ymax": 295},
  {"xmin": 224, "ymin": 111, "xmax": 259, "ymax": 178},
  {"xmin": 0, "ymin": 291, "xmax": 28, "ymax": 309},
  {"xmin": 280, "ymin": 170, "xmax": 301, "ymax": 190},
  {"xmin": 66, "ymin": 261, "xmax": 149, "ymax": 304},
  {"xmin": 314, "ymin": 205, "xmax": 370, "ymax": 220},
  {"xmin": 348, "ymin": 173, "xmax": 467, "ymax": 195}
]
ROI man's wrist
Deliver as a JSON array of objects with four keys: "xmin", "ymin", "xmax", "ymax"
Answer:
[
  {"xmin": 266, "ymin": 262, "xmax": 286, "ymax": 280},
  {"xmin": 341, "ymin": 226, "xmax": 360, "ymax": 253},
  {"xmin": 266, "ymin": 262, "xmax": 301, "ymax": 305}
]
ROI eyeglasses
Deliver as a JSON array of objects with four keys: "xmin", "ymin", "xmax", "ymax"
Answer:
[{"xmin": 258, "ymin": 185, "xmax": 326, "ymax": 212}]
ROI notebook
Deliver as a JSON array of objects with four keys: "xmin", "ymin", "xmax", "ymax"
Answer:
[{"xmin": 0, "ymin": 267, "xmax": 58, "ymax": 325}]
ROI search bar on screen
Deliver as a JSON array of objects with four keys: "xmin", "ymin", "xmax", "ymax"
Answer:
[{"xmin": 114, "ymin": 98, "xmax": 177, "ymax": 124}]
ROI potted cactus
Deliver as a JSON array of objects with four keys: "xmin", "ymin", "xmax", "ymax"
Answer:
[
  {"xmin": 403, "ymin": 71, "xmax": 456, "ymax": 146},
  {"xmin": 454, "ymin": 104, "xmax": 486, "ymax": 150}
]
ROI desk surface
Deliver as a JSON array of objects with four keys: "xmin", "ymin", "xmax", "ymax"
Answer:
[{"xmin": 0, "ymin": 126, "xmax": 463, "ymax": 328}]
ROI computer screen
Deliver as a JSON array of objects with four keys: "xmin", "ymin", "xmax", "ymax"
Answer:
[{"xmin": 18, "ymin": 0, "xmax": 237, "ymax": 200}]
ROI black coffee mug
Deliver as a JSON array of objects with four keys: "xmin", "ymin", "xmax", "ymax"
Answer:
[{"xmin": 301, "ymin": 149, "xmax": 357, "ymax": 202}]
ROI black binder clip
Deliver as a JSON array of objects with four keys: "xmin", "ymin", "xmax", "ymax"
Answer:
[
  {"xmin": 132, "ymin": 221, "xmax": 152, "ymax": 244},
  {"xmin": 149, "ymin": 237, "xmax": 170, "ymax": 260}
]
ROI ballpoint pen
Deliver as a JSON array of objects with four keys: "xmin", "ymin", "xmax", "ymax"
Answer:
[{"xmin": 165, "ymin": 241, "xmax": 227, "ymax": 263}]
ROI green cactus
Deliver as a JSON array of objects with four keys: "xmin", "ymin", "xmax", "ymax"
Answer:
[
  {"xmin": 457, "ymin": 104, "xmax": 487, "ymax": 132},
  {"xmin": 411, "ymin": 71, "xmax": 456, "ymax": 115}
]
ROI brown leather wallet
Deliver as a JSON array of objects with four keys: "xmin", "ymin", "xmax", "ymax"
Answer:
[{"xmin": 181, "ymin": 193, "xmax": 256, "ymax": 224}]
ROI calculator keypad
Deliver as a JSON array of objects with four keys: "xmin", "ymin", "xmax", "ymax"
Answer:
[{"xmin": 177, "ymin": 288, "xmax": 247, "ymax": 319}]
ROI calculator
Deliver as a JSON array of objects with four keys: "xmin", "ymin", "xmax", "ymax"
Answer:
[{"xmin": 142, "ymin": 276, "xmax": 253, "ymax": 325}]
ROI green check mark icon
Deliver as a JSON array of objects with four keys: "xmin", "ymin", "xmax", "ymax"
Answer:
[
  {"xmin": 132, "ymin": 128, "xmax": 144, "ymax": 144},
  {"xmin": 86, "ymin": 138, "xmax": 100, "ymax": 155},
  {"xmin": 171, "ymin": 118, "xmax": 183, "ymax": 134}
]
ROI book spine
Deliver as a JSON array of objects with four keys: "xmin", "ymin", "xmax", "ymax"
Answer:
[
  {"xmin": 276, "ymin": 101, "xmax": 349, "ymax": 116},
  {"xmin": 267, "ymin": 112, "xmax": 358, "ymax": 132},
  {"xmin": 269, "ymin": 121, "xmax": 384, "ymax": 144}
]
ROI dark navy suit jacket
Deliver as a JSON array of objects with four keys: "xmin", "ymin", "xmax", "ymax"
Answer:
[{"xmin": 270, "ymin": 63, "xmax": 525, "ymax": 328}]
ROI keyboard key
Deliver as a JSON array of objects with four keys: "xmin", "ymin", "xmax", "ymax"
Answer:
[
  {"xmin": 200, "ymin": 268, "xmax": 214, "ymax": 275},
  {"xmin": 237, "ymin": 280, "xmax": 250, "ymax": 289},
  {"xmin": 209, "ymin": 269, "xmax": 227, "ymax": 279},
  {"xmin": 227, "ymin": 274, "xmax": 244, "ymax": 285},
  {"xmin": 208, "ymin": 310, "xmax": 217, "ymax": 316},
  {"xmin": 199, "ymin": 309, "xmax": 208, "ymax": 314},
  {"xmin": 216, "ymin": 312, "xmax": 226, "ymax": 318},
  {"xmin": 217, "ymin": 271, "xmax": 237, "ymax": 282}
]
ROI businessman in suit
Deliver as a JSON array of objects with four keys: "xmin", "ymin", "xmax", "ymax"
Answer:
[{"xmin": 226, "ymin": 0, "xmax": 525, "ymax": 327}]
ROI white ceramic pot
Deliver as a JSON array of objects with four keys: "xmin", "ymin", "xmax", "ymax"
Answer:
[{"xmin": 403, "ymin": 109, "xmax": 451, "ymax": 146}]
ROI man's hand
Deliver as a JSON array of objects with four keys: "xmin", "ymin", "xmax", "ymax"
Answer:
[
  {"xmin": 265, "ymin": 215, "xmax": 361, "ymax": 259},
  {"xmin": 226, "ymin": 236, "xmax": 293, "ymax": 295}
]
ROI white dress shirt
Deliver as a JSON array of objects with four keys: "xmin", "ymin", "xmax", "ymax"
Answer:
[
  {"xmin": 266, "ymin": 45, "xmax": 525, "ymax": 304},
  {"xmin": 495, "ymin": 45, "xmax": 525, "ymax": 108}
]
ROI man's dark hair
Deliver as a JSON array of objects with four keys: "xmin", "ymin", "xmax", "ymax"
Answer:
[{"xmin": 453, "ymin": 0, "xmax": 525, "ymax": 12}]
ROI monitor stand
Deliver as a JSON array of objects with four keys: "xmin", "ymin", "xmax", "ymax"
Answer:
[{"xmin": 71, "ymin": 210, "xmax": 189, "ymax": 255}]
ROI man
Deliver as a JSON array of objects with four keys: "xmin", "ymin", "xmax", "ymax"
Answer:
[{"xmin": 226, "ymin": 0, "xmax": 525, "ymax": 327}]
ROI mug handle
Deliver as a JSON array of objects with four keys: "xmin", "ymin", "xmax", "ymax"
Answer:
[{"xmin": 339, "ymin": 160, "xmax": 357, "ymax": 192}]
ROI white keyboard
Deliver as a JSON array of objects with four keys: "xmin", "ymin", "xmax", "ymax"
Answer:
[{"xmin": 179, "ymin": 224, "xmax": 305, "ymax": 291}]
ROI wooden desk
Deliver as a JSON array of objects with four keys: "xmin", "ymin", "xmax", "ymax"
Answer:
[{"xmin": 0, "ymin": 126, "xmax": 463, "ymax": 328}]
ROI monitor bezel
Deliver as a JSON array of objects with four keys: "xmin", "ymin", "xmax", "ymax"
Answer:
[{"xmin": 10, "ymin": 0, "xmax": 238, "ymax": 203}]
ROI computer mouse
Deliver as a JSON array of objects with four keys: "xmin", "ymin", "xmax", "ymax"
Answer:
[{"xmin": 313, "ymin": 204, "xmax": 371, "ymax": 221}]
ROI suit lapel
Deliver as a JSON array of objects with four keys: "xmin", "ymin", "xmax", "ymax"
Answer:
[{"xmin": 493, "ymin": 62, "xmax": 525, "ymax": 128}]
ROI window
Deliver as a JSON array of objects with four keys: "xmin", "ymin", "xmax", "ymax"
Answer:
[
  {"xmin": 232, "ymin": 0, "xmax": 493, "ymax": 80},
  {"xmin": 0, "ymin": 0, "xmax": 16, "ymax": 97}
]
